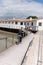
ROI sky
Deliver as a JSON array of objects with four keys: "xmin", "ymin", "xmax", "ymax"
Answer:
[{"xmin": 0, "ymin": 0, "xmax": 43, "ymax": 19}]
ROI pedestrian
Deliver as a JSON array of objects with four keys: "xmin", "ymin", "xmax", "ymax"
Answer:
[{"xmin": 18, "ymin": 30, "xmax": 22, "ymax": 42}]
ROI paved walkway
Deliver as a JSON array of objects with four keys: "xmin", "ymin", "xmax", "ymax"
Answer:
[
  {"xmin": 23, "ymin": 32, "xmax": 40, "ymax": 65},
  {"xmin": 37, "ymin": 31, "xmax": 43, "ymax": 65},
  {"xmin": 23, "ymin": 31, "xmax": 43, "ymax": 65},
  {"xmin": 0, "ymin": 32, "xmax": 33, "ymax": 65}
]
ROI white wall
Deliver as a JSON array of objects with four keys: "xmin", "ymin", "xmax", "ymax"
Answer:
[
  {"xmin": 0, "ymin": 21, "xmax": 26, "ymax": 30},
  {"xmin": 0, "ymin": 21, "xmax": 14, "ymax": 28},
  {"xmin": 29, "ymin": 21, "xmax": 38, "ymax": 31},
  {"xmin": 27, "ymin": 20, "xmax": 43, "ymax": 31},
  {"xmin": 27, "ymin": 21, "xmax": 37, "ymax": 27},
  {"xmin": 37, "ymin": 19, "xmax": 43, "ymax": 31}
]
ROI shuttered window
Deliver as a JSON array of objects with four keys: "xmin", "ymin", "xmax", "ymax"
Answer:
[
  {"xmin": 31, "ymin": 22, "xmax": 33, "ymax": 26},
  {"xmin": 39, "ymin": 22, "xmax": 42, "ymax": 26},
  {"xmin": 15, "ymin": 22, "xmax": 18, "ymax": 24},
  {"xmin": 20, "ymin": 22, "xmax": 23, "ymax": 25}
]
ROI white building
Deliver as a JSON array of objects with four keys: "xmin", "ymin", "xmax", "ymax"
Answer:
[
  {"xmin": 37, "ymin": 19, "xmax": 43, "ymax": 31},
  {"xmin": 0, "ymin": 18, "xmax": 29, "ymax": 30},
  {"xmin": 28, "ymin": 18, "xmax": 43, "ymax": 31},
  {"xmin": 0, "ymin": 18, "xmax": 43, "ymax": 31}
]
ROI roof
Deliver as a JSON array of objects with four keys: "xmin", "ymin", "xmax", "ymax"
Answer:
[
  {"xmin": 0, "ymin": 18, "xmax": 28, "ymax": 22},
  {"xmin": 0, "ymin": 18, "xmax": 43, "ymax": 22}
]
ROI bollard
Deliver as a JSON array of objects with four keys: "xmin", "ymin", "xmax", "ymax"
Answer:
[{"xmin": 6, "ymin": 38, "xmax": 7, "ymax": 48}]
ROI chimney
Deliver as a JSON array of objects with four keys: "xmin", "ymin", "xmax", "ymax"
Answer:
[{"xmin": 30, "ymin": 17, "xmax": 32, "ymax": 21}]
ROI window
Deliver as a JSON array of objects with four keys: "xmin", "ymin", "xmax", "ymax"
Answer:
[
  {"xmin": 5, "ymin": 21, "xmax": 7, "ymax": 24},
  {"xmin": 3, "ymin": 22, "xmax": 4, "ymax": 23},
  {"xmin": 20, "ymin": 22, "xmax": 23, "ymax": 25},
  {"xmin": 12, "ymin": 21, "xmax": 14, "ymax": 24},
  {"xmin": 27, "ymin": 23, "xmax": 29, "ymax": 25},
  {"xmin": 15, "ymin": 22, "xmax": 18, "ymax": 24},
  {"xmin": 24, "ymin": 22, "xmax": 26, "ymax": 25},
  {"xmin": 8, "ymin": 21, "xmax": 10, "ymax": 24},
  {"xmin": 31, "ymin": 22, "xmax": 33, "ymax": 26},
  {"xmin": 39, "ymin": 22, "xmax": 42, "ymax": 26}
]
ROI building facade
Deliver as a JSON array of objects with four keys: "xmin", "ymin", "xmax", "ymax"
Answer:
[
  {"xmin": 0, "ymin": 18, "xmax": 43, "ymax": 31},
  {"xmin": 28, "ymin": 19, "xmax": 43, "ymax": 31},
  {"xmin": 0, "ymin": 18, "xmax": 29, "ymax": 30}
]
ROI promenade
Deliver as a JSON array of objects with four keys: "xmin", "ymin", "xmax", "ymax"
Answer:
[
  {"xmin": 0, "ymin": 32, "xmax": 34, "ymax": 65},
  {"xmin": 0, "ymin": 31, "xmax": 43, "ymax": 65},
  {"xmin": 23, "ymin": 31, "xmax": 43, "ymax": 65}
]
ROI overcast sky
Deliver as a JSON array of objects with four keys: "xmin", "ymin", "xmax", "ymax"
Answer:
[{"xmin": 0, "ymin": 0, "xmax": 43, "ymax": 19}]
